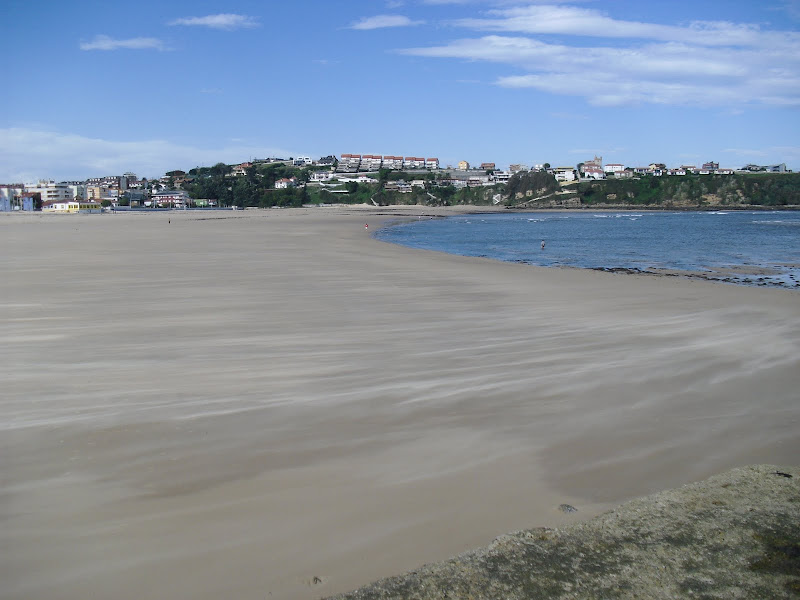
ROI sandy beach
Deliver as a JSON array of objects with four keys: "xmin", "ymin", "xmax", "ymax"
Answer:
[{"xmin": 2, "ymin": 206, "xmax": 798, "ymax": 600}]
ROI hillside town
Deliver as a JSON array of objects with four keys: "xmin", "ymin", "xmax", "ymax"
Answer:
[{"xmin": 0, "ymin": 153, "xmax": 791, "ymax": 212}]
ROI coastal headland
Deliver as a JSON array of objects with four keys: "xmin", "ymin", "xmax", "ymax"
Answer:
[
  {"xmin": 329, "ymin": 464, "xmax": 800, "ymax": 599},
  {"xmin": 2, "ymin": 206, "xmax": 799, "ymax": 600}
]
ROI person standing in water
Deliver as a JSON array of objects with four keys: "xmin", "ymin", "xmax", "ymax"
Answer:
[{"xmin": 541, "ymin": 240, "xmax": 545, "ymax": 249}]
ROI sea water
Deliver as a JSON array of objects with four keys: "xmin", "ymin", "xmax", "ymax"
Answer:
[{"xmin": 375, "ymin": 211, "xmax": 800, "ymax": 289}]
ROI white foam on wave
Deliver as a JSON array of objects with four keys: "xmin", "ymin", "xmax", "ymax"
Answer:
[{"xmin": 753, "ymin": 220, "xmax": 800, "ymax": 226}]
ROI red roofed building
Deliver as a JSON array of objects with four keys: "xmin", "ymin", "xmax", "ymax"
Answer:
[{"xmin": 383, "ymin": 155, "xmax": 404, "ymax": 170}]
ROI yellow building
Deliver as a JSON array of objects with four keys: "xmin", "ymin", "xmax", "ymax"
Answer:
[
  {"xmin": 42, "ymin": 201, "xmax": 103, "ymax": 213},
  {"xmin": 458, "ymin": 160, "xmax": 470, "ymax": 170}
]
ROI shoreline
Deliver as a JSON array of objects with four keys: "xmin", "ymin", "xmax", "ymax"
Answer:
[
  {"xmin": 2, "ymin": 207, "xmax": 799, "ymax": 599},
  {"xmin": 367, "ymin": 205, "xmax": 800, "ymax": 292}
]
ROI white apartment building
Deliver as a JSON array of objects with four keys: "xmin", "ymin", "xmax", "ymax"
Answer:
[
  {"xmin": 25, "ymin": 181, "xmax": 74, "ymax": 203},
  {"xmin": 553, "ymin": 167, "xmax": 577, "ymax": 182},
  {"xmin": 383, "ymin": 156, "xmax": 404, "ymax": 170},
  {"xmin": 0, "ymin": 184, "xmax": 25, "ymax": 201},
  {"xmin": 491, "ymin": 171, "xmax": 512, "ymax": 183},
  {"xmin": 603, "ymin": 163, "xmax": 625, "ymax": 174},
  {"xmin": 340, "ymin": 154, "xmax": 362, "ymax": 170},
  {"xmin": 361, "ymin": 155, "xmax": 383, "ymax": 171},
  {"xmin": 425, "ymin": 158, "xmax": 439, "ymax": 170}
]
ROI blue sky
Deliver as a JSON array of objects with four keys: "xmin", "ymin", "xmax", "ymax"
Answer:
[{"xmin": 2, "ymin": 0, "xmax": 799, "ymax": 181}]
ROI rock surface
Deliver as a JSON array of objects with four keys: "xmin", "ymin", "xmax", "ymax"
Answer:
[{"xmin": 327, "ymin": 465, "xmax": 799, "ymax": 599}]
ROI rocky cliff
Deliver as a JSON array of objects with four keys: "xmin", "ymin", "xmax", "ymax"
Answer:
[{"xmin": 327, "ymin": 465, "xmax": 799, "ymax": 599}]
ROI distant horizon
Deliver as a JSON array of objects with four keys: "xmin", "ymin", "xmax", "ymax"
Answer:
[{"xmin": 3, "ymin": 0, "xmax": 799, "ymax": 182}]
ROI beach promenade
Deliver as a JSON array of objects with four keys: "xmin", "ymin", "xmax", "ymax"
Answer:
[{"xmin": 2, "ymin": 207, "xmax": 799, "ymax": 599}]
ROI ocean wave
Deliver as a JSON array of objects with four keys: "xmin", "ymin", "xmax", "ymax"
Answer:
[{"xmin": 752, "ymin": 220, "xmax": 800, "ymax": 226}]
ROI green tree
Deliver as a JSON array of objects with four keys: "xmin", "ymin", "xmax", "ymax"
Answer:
[
  {"xmin": 210, "ymin": 162, "xmax": 232, "ymax": 177},
  {"xmin": 438, "ymin": 185, "xmax": 455, "ymax": 204}
]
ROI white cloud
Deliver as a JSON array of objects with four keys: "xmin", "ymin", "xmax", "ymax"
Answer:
[
  {"xmin": 395, "ymin": 3, "xmax": 800, "ymax": 107},
  {"xmin": 453, "ymin": 5, "xmax": 800, "ymax": 49},
  {"xmin": 80, "ymin": 35, "xmax": 167, "ymax": 51},
  {"xmin": 169, "ymin": 14, "xmax": 259, "ymax": 30},
  {"xmin": 400, "ymin": 30, "xmax": 800, "ymax": 107},
  {"xmin": 0, "ymin": 128, "xmax": 293, "ymax": 182},
  {"xmin": 350, "ymin": 15, "xmax": 425, "ymax": 30}
]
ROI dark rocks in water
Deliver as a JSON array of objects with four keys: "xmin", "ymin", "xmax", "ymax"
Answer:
[
  {"xmin": 591, "ymin": 267, "xmax": 645, "ymax": 275},
  {"xmin": 327, "ymin": 465, "xmax": 799, "ymax": 600},
  {"xmin": 558, "ymin": 504, "xmax": 578, "ymax": 513}
]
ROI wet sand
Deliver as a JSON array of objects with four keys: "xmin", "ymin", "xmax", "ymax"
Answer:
[{"xmin": 2, "ymin": 207, "xmax": 799, "ymax": 599}]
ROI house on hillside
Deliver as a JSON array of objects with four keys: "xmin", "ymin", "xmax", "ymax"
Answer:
[
  {"xmin": 603, "ymin": 163, "xmax": 625, "ymax": 175},
  {"xmin": 553, "ymin": 167, "xmax": 576, "ymax": 182},
  {"xmin": 275, "ymin": 178, "xmax": 298, "ymax": 189},
  {"xmin": 310, "ymin": 171, "xmax": 335, "ymax": 183},
  {"xmin": 232, "ymin": 162, "xmax": 253, "ymax": 176}
]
